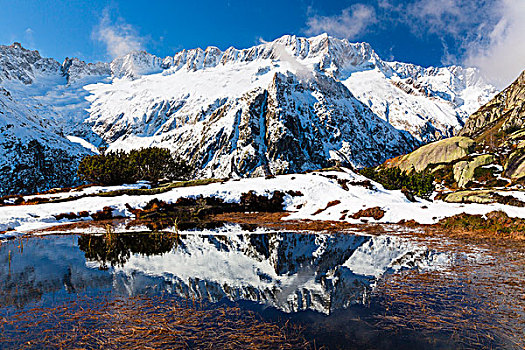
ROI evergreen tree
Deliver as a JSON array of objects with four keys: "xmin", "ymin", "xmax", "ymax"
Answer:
[{"xmin": 360, "ymin": 167, "xmax": 434, "ymax": 199}]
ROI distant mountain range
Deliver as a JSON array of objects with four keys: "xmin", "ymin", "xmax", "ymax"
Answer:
[{"xmin": 0, "ymin": 35, "xmax": 498, "ymax": 195}]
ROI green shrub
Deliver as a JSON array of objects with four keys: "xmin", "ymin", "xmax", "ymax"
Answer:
[
  {"xmin": 360, "ymin": 167, "xmax": 434, "ymax": 199},
  {"xmin": 78, "ymin": 147, "xmax": 190, "ymax": 186}
]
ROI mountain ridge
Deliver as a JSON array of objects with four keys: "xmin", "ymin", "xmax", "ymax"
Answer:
[{"xmin": 0, "ymin": 34, "xmax": 497, "ymax": 195}]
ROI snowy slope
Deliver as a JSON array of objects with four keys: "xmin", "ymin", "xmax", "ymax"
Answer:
[
  {"xmin": 2, "ymin": 168, "xmax": 525, "ymax": 235},
  {"xmin": 0, "ymin": 36, "xmax": 497, "ymax": 194},
  {"xmin": 88, "ymin": 63, "xmax": 417, "ymax": 176},
  {"xmin": 344, "ymin": 64, "xmax": 496, "ymax": 142},
  {"xmin": 0, "ymin": 86, "xmax": 92, "ymax": 195},
  {"xmin": 0, "ymin": 44, "xmax": 103, "ymax": 195}
]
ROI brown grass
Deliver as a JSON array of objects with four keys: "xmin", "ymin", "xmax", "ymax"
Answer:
[
  {"xmin": 311, "ymin": 200, "xmax": 341, "ymax": 215},
  {"xmin": 350, "ymin": 207, "xmax": 386, "ymax": 221},
  {"xmin": 371, "ymin": 232, "xmax": 525, "ymax": 349},
  {"xmin": 0, "ymin": 294, "xmax": 311, "ymax": 350}
]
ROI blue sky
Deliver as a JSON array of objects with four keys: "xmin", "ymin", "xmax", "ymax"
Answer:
[{"xmin": 0, "ymin": 0, "xmax": 523, "ymax": 87}]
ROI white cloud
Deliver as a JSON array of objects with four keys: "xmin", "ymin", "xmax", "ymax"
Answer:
[
  {"xmin": 23, "ymin": 28, "xmax": 35, "ymax": 49},
  {"xmin": 305, "ymin": 4, "xmax": 377, "ymax": 40},
  {"xmin": 405, "ymin": 0, "xmax": 476, "ymax": 36},
  {"xmin": 92, "ymin": 10, "xmax": 145, "ymax": 58},
  {"xmin": 259, "ymin": 38, "xmax": 314, "ymax": 82},
  {"xmin": 398, "ymin": 0, "xmax": 524, "ymax": 87},
  {"xmin": 464, "ymin": 0, "xmax": 525, "ymax": 88}
]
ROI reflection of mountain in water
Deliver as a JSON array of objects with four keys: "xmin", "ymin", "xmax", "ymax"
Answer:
[
  {"xmin": 104, "ymin": 227, "xmax": 448, "ymax": 314},
  {"xmin": 0, "ymin": 228, "xmax": 448, "ymax": 314}
]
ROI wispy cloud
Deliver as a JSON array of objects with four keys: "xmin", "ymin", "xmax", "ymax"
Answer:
[
  {"xmin": 304, "ymin": 0, "xmax": 524, "ymax": 88},
  {"xmin": 92, "ymin": 9, "xmax": 145, "ymax": 59},
  {"xmin": 305, "ymin": 4, "xmax": 377, "ymax": 40},
  {"xmin": 464, "ymin": 0, "xmax": 525, "ymax": 88},
  {"xmin": 259, "ymin": 38, "xmax": 314, "ymax": 82},
  {"xmin": 24, "ymin": 28, "xmax": 35, "ymax": 48},
  {"xmin": 404, "ymin": 0, "xmax": 483, "ymax": 36},
  {"xmin": 401, "ymin": 0, "xmax": 525, "ymax": 87}
]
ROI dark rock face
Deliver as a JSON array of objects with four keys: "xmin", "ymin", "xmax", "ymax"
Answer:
[
  {"xmin": 0, "ymin": 139, "xmax": 84, "ymax": 196},
  {"xmin": 98, "ymin": 71, "xmax": 419, "ymax": 180}
]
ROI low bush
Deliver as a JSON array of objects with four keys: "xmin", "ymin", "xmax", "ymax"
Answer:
[
  {"xmin": 359, "ymin": 167, "xmax": 434, "ymax": 199},
  {"xmin": 439, "ymin": 210, "xmax": 525, "ymax": 234},
  {"xmin": 78, "ymin": 147, "xmax": 190, "ymax": 186}
]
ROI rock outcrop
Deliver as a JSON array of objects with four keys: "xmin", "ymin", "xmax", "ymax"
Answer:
[
  {"xmin": 460, "ymin": 70, "xmax": 525, "ymax": 144},
  {"xmin": 384, "ymin": 136, "xmax": 475, "ymax": 173},
  {"xmin": 453, "ymin": 154, "xmax": 494, "ymax": 188},
  {"xmin": 382, "ymin": 69, "xmax": 525, "ymax": 190}
]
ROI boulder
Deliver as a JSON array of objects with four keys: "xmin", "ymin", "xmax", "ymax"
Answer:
[
  {"xmin": 384, "ymin": 136, "xmax": 475, "ymax": 172},
  {"xmin": 453, "ymin": 154, "xmax": 495, "ymax": 188}
]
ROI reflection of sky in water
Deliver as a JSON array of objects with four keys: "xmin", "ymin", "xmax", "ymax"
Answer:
[{"xmin": 0, "ymin": 227, "xmax": 449, "ymax": 314}]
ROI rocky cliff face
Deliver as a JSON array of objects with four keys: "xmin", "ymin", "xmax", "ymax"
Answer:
[
  {"xmin": 0, "ymin": 35, "xmax": 497, "ymax": 194},
  {"xmin": 383, "ymin": 70, "xmax": 525, "ymax": 190},
  {"xmin": 459, "ymin": 70, "xmax": 525, "ymax": 143},
  {"xmin": 91, "ymin": 66, "xmax": 417, "ymax": 177}
]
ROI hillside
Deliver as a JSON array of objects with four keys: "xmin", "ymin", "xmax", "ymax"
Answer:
[
  {"xmin": 383, "ymin": 69, "xmax": 525, "ymax": 204},
  {"xmin": 0, "ymin": 35, "xmax": 497, "ymax": 195}
]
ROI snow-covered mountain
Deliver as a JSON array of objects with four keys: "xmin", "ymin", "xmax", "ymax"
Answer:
[{"xmin": 0, "ymin": 35, "xmax": 497, "ymax": 195}]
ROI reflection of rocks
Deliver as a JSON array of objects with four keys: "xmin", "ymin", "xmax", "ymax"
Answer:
[{"xmin": 108, "ymin": 229, "xmax": 448, "ymax": 314}]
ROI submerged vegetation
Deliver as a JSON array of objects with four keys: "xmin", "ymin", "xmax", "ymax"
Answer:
[
  {"xmin": 78, "ymin": 147, "xmax": 190, "ymax": 186},
  {"xmin": 0, "ymin": 294, "xmax": 309, "ymax": 350},
  {"xmin": 78, "ymin": 231, "xmax": 179, "ymax": 268}
]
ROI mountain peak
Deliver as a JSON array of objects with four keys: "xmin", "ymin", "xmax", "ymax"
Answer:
[
  {"xmin": 0, "ymin": 42, "xmax": 59, "ymax": 84},
  {"xmin": 110, "ymin": 50, "xmax": 163, "ymax": 79},
  {"xmin": 0, "ymin": 35, "xmax": 500, "ymax": 194},
  {"xmin": 10, "ymin": 42, "xmax": 24, "ymax": 50}
]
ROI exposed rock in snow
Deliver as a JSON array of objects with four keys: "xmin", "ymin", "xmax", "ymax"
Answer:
[
  {"xmin": 0, "ymin": 35, "xmax": 497, "ymax": 194},
  {"xmin": 61, "ymin": 57, "xmax": 110, "ymax": 84},
  {"xmin": 2, "ymin": 168, "xmax": 525, "ymax": 235},
  {"xmin": 110, "ymin": 51, "xmax": 164, "ymax": 79}
]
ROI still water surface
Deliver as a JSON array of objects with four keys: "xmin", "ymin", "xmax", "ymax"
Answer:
[{"xmin": 0, "ymin": 226, "xmax": 523, "ymax": 349}]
